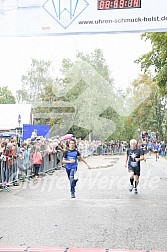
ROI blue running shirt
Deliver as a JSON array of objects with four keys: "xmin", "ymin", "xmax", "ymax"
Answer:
[{"xmin": 63, "ymin": 149, "xmax": 81, "ymax": 170}]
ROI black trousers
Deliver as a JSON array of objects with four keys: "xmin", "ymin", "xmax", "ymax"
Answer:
[{"xmin": 34, "ymin": 164, "xmax": 40, "ymax": 176}]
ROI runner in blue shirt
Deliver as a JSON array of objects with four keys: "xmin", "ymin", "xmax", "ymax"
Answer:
[
  {"xmin": 153, "ymin": 142, "xmax": 160, "ymax": 161},
  {"xmin": 147, "ymin": 141, "xmax": 153, "ymax": 156},
  {"xmin": 63, "ymin": 138, "xmax": 91, "ymax": 198}
]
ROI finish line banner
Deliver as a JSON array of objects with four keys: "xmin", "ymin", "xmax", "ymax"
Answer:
[{"xmin": 0, "ymin": 0, "xmax": 167, "ymax": 37}]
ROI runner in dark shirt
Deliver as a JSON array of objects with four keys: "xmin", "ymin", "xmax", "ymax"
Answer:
[{"xmin": 125, "ymin": 139, "xmax": 144, "ymax": 194}]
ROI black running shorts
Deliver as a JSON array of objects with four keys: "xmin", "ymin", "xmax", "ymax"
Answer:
[{"xmin": 128, "ymin": 166, "xmax": 140, "ymax": 176}]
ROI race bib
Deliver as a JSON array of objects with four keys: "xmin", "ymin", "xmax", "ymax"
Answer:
[{"xmin": 130, "ymin": 161, "xmax": 138, "ymax": 168}]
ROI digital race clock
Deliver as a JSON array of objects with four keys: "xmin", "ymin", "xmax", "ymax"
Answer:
[{"xmin": 98, "ymin": 0, "xmax": 141, "ymax": 10}]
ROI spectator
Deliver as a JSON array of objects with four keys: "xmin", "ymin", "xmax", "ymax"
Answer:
[{"xmin": 32, "ymin": 147, "xmax": 42, "ymax": 180}]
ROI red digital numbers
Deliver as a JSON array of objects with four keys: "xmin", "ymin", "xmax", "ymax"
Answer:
[
  {"xmin": 105, "ymin": 0, "xmax": 111, "ymax": 8},
  {"xmin": 119, "ymin": 0, "xmax": 125, "ymax": 8},
  {"xmin": 134, "ymin": 0, "xmax": 140, "ymax": 7},
  {"xmin": 98, "ymin": 0, "xmax": 141, "ymax": 10},
  {"xmin": 99, "ymin": 1, "xmax": 104, "ymax": 9},
  {"xmin": 113, "ymin": 0, "xmax": 118, "ymax": 8},
  {"xmin": 99, "ymin": 0, "xmax": 111, "ymax": 9},
  {"xmin": 128, "ymin": 0, "xmax": 133, "ymax": 7},
  {"xmin": 128, "ymin": 0, "xmax": 140, "ymax": 8}
]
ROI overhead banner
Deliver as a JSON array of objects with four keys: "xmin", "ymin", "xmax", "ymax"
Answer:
[{"xmin": 0, "ymin": 0, "xmax": 167, "ymax": 36}]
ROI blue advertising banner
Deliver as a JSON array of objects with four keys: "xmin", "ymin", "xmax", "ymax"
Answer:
[{"xmin": 23, "ymin": 124, "xmax": 50, "ymax": 140}]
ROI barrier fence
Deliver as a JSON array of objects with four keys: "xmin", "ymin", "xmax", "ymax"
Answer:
[
  {"xmin": 0, "ymin": 151, "xmax": 64, "ymax": 191},
  {"xmin": 0, "ymin": 144, "xmax": 126, "ymax": 192}
]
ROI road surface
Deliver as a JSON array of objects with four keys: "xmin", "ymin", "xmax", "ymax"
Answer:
[{"xmin": 0, "ymin": 153, "xmax": 167, "ymax": 250}]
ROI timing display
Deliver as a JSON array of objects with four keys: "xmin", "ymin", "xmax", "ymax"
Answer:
[{"xmin": 98, "ymin": 0, "xmax": 141, "ymax": 10}]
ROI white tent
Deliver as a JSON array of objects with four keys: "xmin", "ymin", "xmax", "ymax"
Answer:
[{"xmin": 0, "ymin": 104, "xmax": 32, "ymax": 130}]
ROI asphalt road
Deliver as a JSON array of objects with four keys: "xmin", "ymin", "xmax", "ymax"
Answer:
[{"xmin": 0, "ymin": 153, "xmax": 167, "ymax": 250}]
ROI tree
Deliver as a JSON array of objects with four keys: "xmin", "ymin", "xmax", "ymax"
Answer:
[
  {"xmin": 0, "ymin": 86, "xmax": 16, "ymax": 104},
  {"xmin": 35, "ymin": 49, "xmax": 117, "ymax": 140},
  {"xmin": 136, "ymin": 32, "xmax": 167, "ymax": 95},
  {"xmin": 58, "ymin": 49, "xmax": 116, "ymax": 140},
  {"xmin": 33, "ymin": 78, "xmax": 72, "ymax": 128},
  {"xmin": 16, "ymin": 59, "xmax": 54, "ymax": 104},
  {"xmin": 129, "ymin": 73, "xmax": 167, "ymax": 140}
]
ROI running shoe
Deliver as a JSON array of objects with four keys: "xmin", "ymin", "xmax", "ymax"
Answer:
[
  {"xmin": 71, "ymin": 193, "xmax": 75, "ymax": 198},
  {"xmin": 134, "ymin": 188, "xmax": 138, "ymax": 194},
  {"xmin": 129, "ymin": 185, "xmax": 134, "ymax": 192}
]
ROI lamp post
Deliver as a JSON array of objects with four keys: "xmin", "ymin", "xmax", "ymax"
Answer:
[
  {"xmin": 16, "ymin": 115, "xmax": 22, "ymax": 146},
  {"xmin": 18, "ymin": 114, "xmax": 21, "ymax": 126}
]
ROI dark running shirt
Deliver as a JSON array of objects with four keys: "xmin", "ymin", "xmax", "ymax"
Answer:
[
  {"xmin": 142, "ymin": 144, "xmax": 147, "ymax": 151},
  {"xmin": 127, "ymin": 148, "xmax": 143, "ymax": 168},
  {"xmin": 63, "ymin": 149, "xmax": 81, "ymax": 170}
]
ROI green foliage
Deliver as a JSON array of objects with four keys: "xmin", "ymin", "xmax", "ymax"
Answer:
[
  {"xmin": 18, "ymin": 45, "xmax": 167, "ymax": 142},
  {"xmin": 67, "ymin": 125, "xmax": 91, "ymax": 139},
  {"xmin": 0, "ymin": 86, "xmax": 16, "ymax": 104},
  {"xmin": 76, "ymin": 49, "xmax": 113, "ymax": 84},
  {"xmin": 136, "ymin": 32, "xmax": 167, "ymax": 95},
  {"xmin": 16, "ymin": 59, "xmax": 54, "ymax": 103},
  {"xmin": 35, "ymin": 49, "xmax": 116, "ymax": 140},
  {"xmin": 130, "ymin": 73, "xmax": 167, "ymax": 140},
  {"xmin": 61, "ymin": 50, "xmax": 115, "ymax": 140}
]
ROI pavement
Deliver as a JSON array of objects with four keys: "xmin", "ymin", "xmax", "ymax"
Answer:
[{"xmin": 0, "ymin": 153, "xmax": 167, "ymax": 251}]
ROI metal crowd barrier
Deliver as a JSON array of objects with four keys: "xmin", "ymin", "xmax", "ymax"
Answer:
[
  {"xmin": 40, "ymin": 151, "xmax": 63, "ymax": 174},
  {"xmin": 17, "ymin": 151, "xmax": 64, "ymax": 181},
  {"xmin": 92, "ymin": 144, "xmax": 125, "ymax": 156},
  {"xmin": 0, "ymin": 159, "xmax": 12, "ymax": 192},
  {"xmin": 0, "ymin": 145, "xmax": 126, "ymax": 192},
  {"xmin": 0, "ymin": 151, "xmax": 64, "ymax": 191}
]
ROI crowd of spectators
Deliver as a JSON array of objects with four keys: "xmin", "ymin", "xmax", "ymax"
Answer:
[{"xmin": 0, "ymin": 134, "xmax": 127, "ymax": 186}]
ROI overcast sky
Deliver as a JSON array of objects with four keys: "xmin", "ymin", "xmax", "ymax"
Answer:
[{"xmin": 0, "ymin": 33, "xmax": 152, "ymax": 96}]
